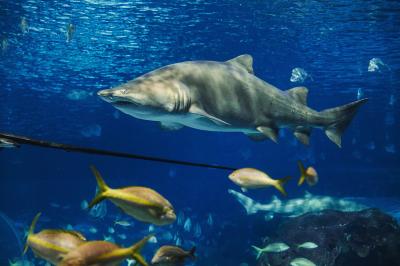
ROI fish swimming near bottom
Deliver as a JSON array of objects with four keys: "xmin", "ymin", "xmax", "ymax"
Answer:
[
  {"xmin": 97, "ymin": 54, "xmax": 367, "ymax": 147},
  {"xmin": 58, "ymin": 235, "xmax": 152, "ymax": 266},
  {"xmin": 228, "ymin": 168, "xmax": 291, "ymax": 196},
  {"xmin": 88, "ymin": 165, "xmax": 176, "ymax": 226},
  {"xmin": 290, "ymin": 257, "xmax": 316, "ymax": 266},
  {"xmin": 252, "ymin": 242, "xmax": 290, "ymax": 259},
  {"xmin": 151, "ymin": 245, "xmax": 196, "ymax": 266},
  {"xmin": 23, "ymin": 213, "xmax": 87, "ymax": 265},
  {"xmin": 228, "ymin": 189, "xmax": 367, "ymax": 217}
]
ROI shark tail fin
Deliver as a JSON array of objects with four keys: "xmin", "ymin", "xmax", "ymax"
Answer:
[
  {"xmin": 129, "ymin": 235, "xmax": 152, "ymax": 266},
  {"xmin": 297, "ymin": 161, "xmax": 307, "ymax": 186},
  {"xmin": 23, "ymin": 212, "xmax": 41, "ymax": 255},
  {"xmin": 88, "ymin": 165, "xmax": 110, "ymax": 209},
  {"xmin": 252, "ymin": 245, "xmax": 264, "ymax": 260},
  {"xmin": 273, "ymin": 176, "xmax": 291, "ymax": 196},
  {"xmin": 320, "ymin": 98, "xmax": 368, "ymax": 148}
]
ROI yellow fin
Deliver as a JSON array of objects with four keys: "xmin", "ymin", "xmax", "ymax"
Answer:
[
  {"xmin": 88, "ymin": 165, "xmax": 111, "ymax": 209},
  {"xmin": 273, "ymin": 176, "xmax": 291, "ymax": 196},
  {"xmin": 297, "ymin": 161, "xmax": 306, "ymax": 186},
  {"xmin": 23, "ymin": 212, "xmax": 41, "ymax": 255}
]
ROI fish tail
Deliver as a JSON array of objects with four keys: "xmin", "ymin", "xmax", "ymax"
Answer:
[
  {"xmin": 297, "ymin": 161, "xmax": 306, "ymax": 186},
  {"xmin": 251, "ymin": 245, "xmax": 263, "ymax": 260},
  {"xmin": 188, "ymin": 246, "xmax": 196, "ymax": 259},
  {"xmin": 88, "ymin": 165, "xmax": 110, "ymax": 209},
  {"xmin": 273, "ymin": 176, "xmax": 291, "ymax": 196},
  {"xmin": 129, "ymin": 234, "xmax": 153, "ymax": 266},
  {"xmin": 320, "ymin": 98, "xmax": 368, "ymax": 148},
  {"xmin": 23, "ymin": 212, "xmax": 41, "ymax": 255}
]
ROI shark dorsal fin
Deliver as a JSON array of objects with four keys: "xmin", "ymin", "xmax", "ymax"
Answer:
[
  {"xmin": 226, "ymin": 54, "xmax": 254, "ymax": 74},
  {"xmin": 287, "ymin": 86, "xmax": 308, "ymax": 105}
]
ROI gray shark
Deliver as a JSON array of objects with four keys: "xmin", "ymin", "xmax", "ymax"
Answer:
[
  {"xmin": 98, "ymin": 55, "xmax": 367, "ymax": 147},
  {"xmin": 228, "ymin": 189, "xmax": 367, "ymax": 217}
]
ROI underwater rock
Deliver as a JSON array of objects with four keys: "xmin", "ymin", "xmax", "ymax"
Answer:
[{"xmin": 258, "ymin": 208, "xmax": 400, "ymax": 266}]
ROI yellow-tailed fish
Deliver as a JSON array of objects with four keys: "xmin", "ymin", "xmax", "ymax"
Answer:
[
  {"xmin": 88, "ymin": 165, "xmax": 176, "ymax": 226},
  {"xmin": 57, "ymin": 235, "xmax": 152, "ymax": 266},
  {"xmin": 297, "ymin": 161, "xmax": 319, "ymax": 186},
  {"xmin": 151, "ymin": 245, "xmax": 196, "ymax": 266},
  {"xmin": 24, "ymin": 213, "xmax": 87, "ymax": 265},
  {"xmin": 229, "ymin": 168, "xmax": 291, "ymax": 196}
]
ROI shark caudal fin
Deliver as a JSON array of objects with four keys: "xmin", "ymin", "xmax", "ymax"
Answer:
[
  {"xmin": 129, "ymin": 235, "xmax": 153, "ymax": 266},
  {"xmin": 273, "ymin": 176, "xmax": 291, "ymax": 196},
  {"xmin": 88, "ymin": 165, "xmax": 111, "ymax": 209},
  {"xmin": 320, "ymin": 98, "xmax": 368, "ymax": 147},
  {"xmin": 23, "ymin": 212, "xmax": 41, "ymax": 255},
  {"xmin": 251, "ymin": 245, "xmax": 264, "ymax": 260},
  {"xmin": 297, "ymin": 161, "xmax": 307, "ymax": 186}
]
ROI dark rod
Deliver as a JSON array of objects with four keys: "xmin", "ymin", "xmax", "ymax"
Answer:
[{"xmin": 0, "ymin": 132, "xmax": 236, "ymax": 171}]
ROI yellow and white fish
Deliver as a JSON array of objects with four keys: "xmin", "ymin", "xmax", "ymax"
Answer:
[
  {"xmin": 24, "ymin": 213, "xmax": 87, "ymax": 265},
  {"xmin": 88, "ymin": 165, "xmax": 176, "ymax": 226},
  {"xmin": 297, "ymin": 161, "xmax": 319, "ymax": 186},
  {"xmin": 229, "ymin": 168, "xmax": 291, "ymax": 196},
  {"xmin": 58, "ymin": 235, "xmax": 152, "ymax": 266}
]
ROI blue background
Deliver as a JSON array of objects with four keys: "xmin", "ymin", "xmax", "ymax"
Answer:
[{"xmin": 0, "ymin": 0, "xmax": 399, "ymax": 265}]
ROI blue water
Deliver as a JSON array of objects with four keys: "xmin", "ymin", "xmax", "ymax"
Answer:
[{"xmin": 1, "ymin": 0, "xmax": 399, "ymax": 265}]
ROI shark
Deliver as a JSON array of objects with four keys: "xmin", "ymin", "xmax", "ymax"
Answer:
[
  {"xmin": 97, "ymin": 54, "xmax": 367, "ymax": 147},
  {"xmin": 228, "ymin": 189, "xmax": 368, "ymax": 217}
]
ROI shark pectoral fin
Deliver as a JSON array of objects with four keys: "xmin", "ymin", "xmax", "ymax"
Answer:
[
  {"xmin": 189, "ymin": 106, "xmax": 231, "ymax": 126},
  {"xmin": 241, "ymin": 187, "xmax": 248, "ymax": 193},
  {"xmin": 245, "ymin": 133, "xmax": 268, "ymax": 141},
  {"xmin": 294, "ymin": 129, "xmax": 311, "ymax": 145},
  {"xmin": 287, "ymin": 86, "xmax": 308, "ymax": 105},
  {"xmin": 256, "ymin": 126, "xmax": 278, "ymax": 143},
  {"xmin": 226, "ymin": 54, "xmax": 254, "ymax": 74},
  {"xmin": 160, "ymin": 122, "xmax": 184, "ymax": 131}
]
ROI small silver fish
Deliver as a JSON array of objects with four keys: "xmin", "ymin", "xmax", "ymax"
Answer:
[
  {"xmin": 290, "ymin": 257, "xmax": 316, "ymax": 266},
  {"xmin": 114, "ymin": 220, "xmax": 132, "ymax": 227},
  {"xmin": 252, "ymin": 242, "xmax": 290, "ymax": 259},
  {"xmin": 298, "ymin": 242, "xmax": 318, "ymax": 249},
  {"xmin": 20, "ymin": 17, "xmax": 29, "ymax": 34},
  {"xmin": 66, "ymin": 23, "xmax": 75, "ymax": 42}
]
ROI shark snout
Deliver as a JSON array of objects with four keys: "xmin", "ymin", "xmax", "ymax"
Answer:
[{"xmin": 97, "ymin": 89, "xmax": 115, "ymax": 102}]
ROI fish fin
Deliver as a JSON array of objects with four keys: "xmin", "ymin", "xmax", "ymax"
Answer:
[
  {"xmin": 251, "ymin": 245, "xmax": 264, "ymax": 260},
  {"xmin": 226, "ymin": 54, "xmax": 254, "ymax": 74},
  {"xmin": 245, "ymin": 133, "xmax": 268, "ymax": 141},
  {"xmin": 287, "ymin": 86, "xmax": 308, "ymax": 105},
  {"xmin": 189, "ymin": 106, "xmax": 231, "ymax": 126},
  {"xmin": 132, "ymin": 254, "xmax": 147, "ymax": 266},
  {"xmin": 188, "ymin": 246, "xmax": 196, "ymax": 259},
  {"xmin": 88, "ymin": 165, "xmax": 110, "ymax": 209},
  {"xmin": 273, "ymin": 176, "xmax": 291, "ymax": 196},
  {"xmin": 297, "ymin": 161, "xmax": 307, "ymax": 186},
  {"xmin": 160, "ymin": 122, "xmax": 183, "ymax": 131},
  {"xmin": 23, "ymin": 212, "xmax": 41, "ymax": 255},
  {"xmin": 321, "ymin": 98, "xmax": 368, "ymax": 148},
  {"xmin": 129, "ymin": 235, "xmax": 153, "ymax": 266},
  {"xmin": 294, "ymin": 130, "xmax": 311, "ymax": 145},
  {"xmin": 256, "ymin": 126, "xmax": 278, "ymax": 143},
  {"xmin": 240, "ymin": 187, "xmax": 248, "ymax": 192}
]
